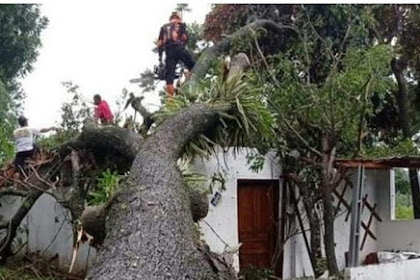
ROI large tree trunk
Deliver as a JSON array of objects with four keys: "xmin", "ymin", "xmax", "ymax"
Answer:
[
  {"xmin": 88, "ymin": 104, "xmax": 235, "ymax": 279},
  {"xmin": 287, "ymin": 173, "xmax": 323, "ymax": 277},
  {"xmin": 391, "ymin": 58, "xmax": 420, "ymax": 219},
  {"xmin": 302, "ymin": 187, "xmax": 323, "ymax": 277},
  {"xmin": 320, "ymin": 133, "xmax": 339, "ymax": 276}
]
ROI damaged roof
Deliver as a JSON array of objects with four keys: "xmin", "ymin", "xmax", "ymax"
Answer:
[{"xmin": 336, "ymin": 156, "xmax": 420, "ymax": 169}]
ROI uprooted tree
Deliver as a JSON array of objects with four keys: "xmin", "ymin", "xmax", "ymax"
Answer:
[
  {"xmin": 0, "ymin": 22, "xmax": 276, "ymax": 278},
  {"xmin": 3, "ymin": 4, "xmax": 420, "ymax": 279}
]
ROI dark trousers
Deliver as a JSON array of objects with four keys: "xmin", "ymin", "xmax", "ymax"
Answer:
[
  {"xmin": 165, "ymin": 45, "xmax": 195, "ymax": 85},
  {"xmin": 14, "ymin": 149, "xmax": 34, "ymax": 173}
]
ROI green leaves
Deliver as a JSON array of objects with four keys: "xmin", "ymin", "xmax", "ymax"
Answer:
[
  {"xmin": 0, "ymin": 4, "xmax": 48, "ymax": 82},
  {"xmin": 261, "ymin": 42, "xmax": 394, "ymax": 156},
  {"xmin": 0, "ymin": 79, "xmax": 16, "ymax": 165},
  {"xmin": 88, "ymin": 169, "xmax": 124, "ymax": 205},
  {"xmin": 0, "ymin": 5, "xmax": 47, "ymax": 163},
  {"xmin": 155, "ymin": 69, "xmax": 275, "ymax": 160}
]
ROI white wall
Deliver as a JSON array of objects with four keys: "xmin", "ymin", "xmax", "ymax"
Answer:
[
  {"xmin": 0, "ymin": 147, "xmax": 281, "ymax": 275},
  {"xmin": 0, "ymin": 194, "xmax": 96, "ymax": 276},
  {"xmin": 376, "ymin": 168, "xmax": 420, "ymax": 253},
  {"xmin": 345, "ymin": 259, "xmax": 420, "ymax": 280},
  {"xmin": 193, "ymin": 147, "xmax": 281, "ymax": 272}
]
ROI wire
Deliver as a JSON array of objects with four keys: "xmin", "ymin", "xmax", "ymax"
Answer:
[{"xmin": 202, "ymin": 220, "xmax": 231, "ymax": 250}]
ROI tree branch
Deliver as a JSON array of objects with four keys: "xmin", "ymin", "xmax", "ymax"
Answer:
[
  {"xmin": 61, "ymin": 125, "xmax": 143, "ymax": 164},
  {"xmin": 0, "ymin": 188, "xmax": 28, "ymax": 197},
  {"xmin": 188, "ymin": 19, "xmax": 306, "ymax": 88},
  {"xmin": 0, "ymin": 189, "xmax": 43, "ymax": 263}
]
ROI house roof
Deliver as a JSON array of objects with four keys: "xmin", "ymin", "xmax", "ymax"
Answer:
[{"xmin": 336, "ymin": 156, "xmax": 420, "ymax": 169}]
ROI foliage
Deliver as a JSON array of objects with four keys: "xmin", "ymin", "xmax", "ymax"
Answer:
[
  {"xmin": 155, "ymin": 72, "xmax": 276, "ymax": 160},
  {"xmin": 35, "ymin": 129, "xmax": 76, "ymax": 150},
  {"xmin": 205, "ymin": 4, "xmax": 397, "ymax": 275},
  {"xmin": 175, "ymin": 4, "xmax": 191, "ymax": 14},
  {"xmin": 88, "ymin": 169, "xmax": 123, "ymax": 205},
  {"xmin": 0, "ymin": 4, "xmax": 47, "ymax": 164},
  {"xmin": 0, "ymin": 78, "xmax": 16, "ymax": 164},
  {"xmin": 186, "ymin": 21, "xmax": 208, "ymax": 57},
  {"xmin": 178, "ymin": 158, "xmax": 227, "ymax": 193},
  {"xmin": 60, "ymin": 81, "xmax": 91, "ymax": 133},
  {"xmin": 0, "ymin": 266, "xmax": 55, "ymax": 280},
  {"xmin": 394, "ymin": 168, "xmax": 415, "ymax": 220},
  {"xmin": 395, "ymin": 201, "xmax": 414, "ymax": 220},
  {"xmin": 371, "ymin": 5, "xmax": 420, "ymax": 140},
  {"xmin": 259, "ymin": 44, "xmax": 394, "ymax": 156},
  {"xmin": 238, "ymin": 266, "xmax": 276, "ymax": 280},
  {"xmin": 245, "ymin": 150, "xmax": 266, "ymax": 173},
  {"xmin": 0, "ymin": 4, "xmax": 48, "ymax": 83},
  {"xmin": 204, "ymin": 4, "xmax": 296, "ymax": 58},
  {"xmin": 32, "ymin": 81, "xmax": 93, "ymax": 150},
  {"xmin": 364, "ymin": 138, "xmax": 420, "ymax": 158},
  {"xmin": 395, "ymin": 168, "xmax": 411, "ymax": 195}
]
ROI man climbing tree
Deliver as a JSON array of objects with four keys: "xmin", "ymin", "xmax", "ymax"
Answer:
[
  {"xmin": 157, "ymin": 11, "xmax": 195, "ymax": 98},
  {"xmin": 13, "ymin": 116, "xmax": 56, "ymax": 175}
]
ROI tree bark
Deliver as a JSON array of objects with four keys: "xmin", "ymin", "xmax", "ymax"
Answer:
[
  {"xmin": 391, "ymin": 58, "xmax": 420, "ymax": 219},
  {"xmin": 61, "ymin": 124, "xmax": 144, "ymax": 172},
  {"xmin": 320, "ymin": 133, "xmax": 339, "ymax": 276},
  {"xmin": 300, "ymin": 186, "xmax": 323, "ymax": 277},
  {"xmin": 88, "ymin": 104, "xmax": 236, "ymax": 279},
  {"xmin": 286, "ymin": 173, "xmax": 323, "ymax": 277},
  {"xmin": 61, "ymin": 125, "xmax": 210, "ymax": 246}
]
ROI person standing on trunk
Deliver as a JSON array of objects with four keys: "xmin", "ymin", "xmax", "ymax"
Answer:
[
  {"xmin": 13, "ymin": 116, "xmax": 56, "ymax": 174},
  {"xmin": 93, "ymin": 94, "xmax": 114, "ymax": 125},
  {"xmin": 157, "ymin": 11, "xmax": 195, "ymax": 98}
]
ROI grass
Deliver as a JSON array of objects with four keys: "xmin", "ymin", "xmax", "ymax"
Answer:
[
  {"xmin": 0, "ymin": 263, "xmax": 84, "ymax": 280},
  {"xmin": 0, "ymin": 265, "xmax": 55, "ymax": 280}
]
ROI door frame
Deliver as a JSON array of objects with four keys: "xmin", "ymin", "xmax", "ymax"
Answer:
[{"xmin": 236, "ymin": 179, "xmax": 283, "ymax": 276}]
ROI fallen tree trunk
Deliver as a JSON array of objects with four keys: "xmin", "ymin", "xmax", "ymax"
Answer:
[
  {"xmin": 88, "ymin": 104, "xmax": 236, "ymax": 279},
  {"xmin": 0, "ymin": 20, "xmax": 276, "ymax": 277},
  {"xmin": 0, "ymin": 122, "xmax": 211, "ymax": 263}
]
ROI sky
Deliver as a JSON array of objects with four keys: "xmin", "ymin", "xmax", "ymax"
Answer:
[{"xmin": 19, "ymin": 1, "xmax": 211, "ymax": 128}]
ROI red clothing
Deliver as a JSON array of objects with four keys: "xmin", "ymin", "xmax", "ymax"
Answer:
[{"xmin": 95, "ymin": 100, "xmax": 113, "ymax": 124}]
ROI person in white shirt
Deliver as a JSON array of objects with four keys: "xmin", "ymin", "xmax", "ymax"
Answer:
[{"xmin": 13, "ymin": 116, "xmax": 56, "ymax": 174}]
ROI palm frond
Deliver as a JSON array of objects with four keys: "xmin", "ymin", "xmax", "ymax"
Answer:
[{"xmin": 155, "ymin": 71, "xmax": 276, "ymax": 160}]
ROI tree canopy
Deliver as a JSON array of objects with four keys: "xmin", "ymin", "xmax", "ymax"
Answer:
[{"xmin": 0, "ymin": 4, "xmax": 48, "ymax": 164}]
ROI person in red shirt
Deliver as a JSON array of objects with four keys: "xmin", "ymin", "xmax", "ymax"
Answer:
[{"xmin": 93, "ymin": 94, "xmax": 114, "ymax": 124}]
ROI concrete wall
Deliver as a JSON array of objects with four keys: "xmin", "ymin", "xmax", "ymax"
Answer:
[
  {"xmin": 0, "ymin": 194, "xmax": 96, "ymax": 276},
  {"xmin": 345, "ymin": 259, "xmax": 420, "ymax": 280},
  {"xmin": 376, "ymin": 168, "xmax": 420, "ymax": 253},
  {"xmin": 0, "ymin": 147, "xmax": 281, "ymax": 275},
  {"xmin": 282, "ymin": 169, "xmax": 387, "ymax": 279},
  {"xmin": 193, "ymin": 147, "xmax": 281, "ymax": 272},
  {"xmin": 9, "ymin": 154, "xmax": 419, "ymax": 279}
]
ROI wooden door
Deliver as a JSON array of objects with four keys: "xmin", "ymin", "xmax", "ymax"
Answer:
[{"xmin": 237, "ymin": 180, "xmax": 279, "ymax": 271}]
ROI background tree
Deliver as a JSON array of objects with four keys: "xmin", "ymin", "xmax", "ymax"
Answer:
[
  {"xmin": 0, "ymin": 4, "xmax": 48, "ymax": 164},
  {"xmin": 204, "ymin": 4, "xmax": 396, "ymax": 277},
  {"xmin": 367, "ymin": 5, "xmax": 420, "ymax": 218}
]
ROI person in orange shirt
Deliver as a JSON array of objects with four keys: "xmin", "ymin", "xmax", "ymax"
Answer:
[{"xmin": 157, "ymin": 12, "xmax": 195, "ymax": 98}]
